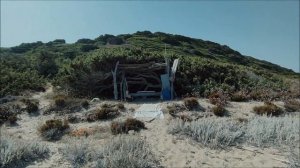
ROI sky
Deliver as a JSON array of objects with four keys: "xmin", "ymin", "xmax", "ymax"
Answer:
[{"xmin": 1, "ymin": 1, "xmax": 299, "ymax": 72}]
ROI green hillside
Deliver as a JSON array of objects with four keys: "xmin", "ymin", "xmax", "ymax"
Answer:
[{"xmin": 1, "ymin": 31, "xmax": 299, "ymax": 100}]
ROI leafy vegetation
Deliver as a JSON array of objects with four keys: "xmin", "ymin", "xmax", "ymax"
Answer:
[{"xmin": 1, "ymin": 31, "xmax": 299, "ymax": 99}]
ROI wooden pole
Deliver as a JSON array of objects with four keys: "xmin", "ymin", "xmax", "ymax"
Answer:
[{"xmin": 112, "ymin": 61, "xmax": 119, "ymax": 100}]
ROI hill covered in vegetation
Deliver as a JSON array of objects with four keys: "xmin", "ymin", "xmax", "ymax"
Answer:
[{"xmin": 1, "ymin": 31, "xmax": 299, "ymax": 100}]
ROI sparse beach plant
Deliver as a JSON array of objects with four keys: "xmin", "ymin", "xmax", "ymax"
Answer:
[
  {"xmin": 168, "ymin": 118, "xmax": 244, "ymax": 149},
  {"xmin": 0, "ymin": 131, "xmax": 49, "ymax": 168},
  {"xmin": 95, "ymin": 135, "xmax": 160, "ymax": 168}
]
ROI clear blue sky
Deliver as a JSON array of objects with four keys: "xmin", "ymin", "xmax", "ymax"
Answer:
[{"xmin": 1, "ymin": 1, "xmax": 299, "ymax": 72}]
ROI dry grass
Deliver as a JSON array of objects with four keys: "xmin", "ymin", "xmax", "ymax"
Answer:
[
  {"xmin": 168, "ymin": 118, "xmax": 244, "ymax": 149},
  {"xmin": 95, "ymin": 135, "xmax": 160, "ymax": 168},
  {"xmin": 0, "ymin": 130, "xmax": 49, "ymax": 168},
  {"xmin": 168, "ymin": 116, "xmax": 300, "ymax": 149},
  {"xmin": 245, "ymin": 116, "xmax": 300, "ymax": 147},
  {"xmin": 62, "ymin": 139, "xmax": 92, "ymax": 168},
  {"xmin": 253, "ymin": 102, "xmax": 283, "ymax": 116}
]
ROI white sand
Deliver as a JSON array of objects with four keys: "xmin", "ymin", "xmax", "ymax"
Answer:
[{"xmin": 1, "ymin": 88, "xmax": 297, "ymax": 168}]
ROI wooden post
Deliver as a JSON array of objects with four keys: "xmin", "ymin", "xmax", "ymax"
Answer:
[
  {"xmin": 170, "ymin": 59, "xmax": 179, "ymax": 100},
  {"xmin": 165, "ymin": 57, "xmax": 170, "ymax": 76},
  {"xmin": 112, "ymin": 61, "xmax": 119, "ymax": 100}
]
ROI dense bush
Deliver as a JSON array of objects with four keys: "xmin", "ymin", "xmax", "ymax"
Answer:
[
  {"xmin": 0, "ymin": 55, "xmax": 46, "ymax": 97},
  {"xmin": 36, "ymin": 51, "xmax": 59, "ymax": 78},
  {"xmin": 253, "ymin": 102, "xmax": 283, "ymax": 116},
  {"xmin": 38, "ymin": 119, "xmax": 70, "ymax": 141},
  {"xmin": 80, "ymin": 44, "xmax": 98, "ymax": 52},
  {"xmin": 107, "ymin": 37, "xmax": 124, "ymax": 45},
  {"xmin": 10, "ymin": 41, "xmax": 43, "ymax": 53},
  {"xmin": 76, "ymin": 38, "xmax": 95, "ymax": 44},
  {"xmin": 1, "ymin": 31, "xmax": 298, "ymax": 100},
  {"xmin": 0, "ymin": 132, "xmax": 49, "ymax": 168}
]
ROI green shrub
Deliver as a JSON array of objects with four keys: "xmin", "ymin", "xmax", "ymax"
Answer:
[
  {"xmin": 253, "ymin": 102, "xmax": 283, "ymax": 116},
  {"xmin": 80, "ymin": 44, "xmax": 98, "ymax": 52},
  {"xmin": 183, "ymin": 97, "xmax": 199, "ymax": 110},
  {"xmin": 36, "ymin": 51, "xmax": 58, "ymax": 78},
  {"xmin": 38, "ymin": 119, "xmax": 70, "ymax": 141}
]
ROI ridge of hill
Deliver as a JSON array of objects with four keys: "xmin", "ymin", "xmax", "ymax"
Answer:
[{"xmin": 0, "ymin": 31, "xmax": 299, "ymax": 99}]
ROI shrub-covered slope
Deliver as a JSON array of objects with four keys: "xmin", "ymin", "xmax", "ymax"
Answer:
[{"xmin": 1, "ymin": 31, "xmax": 299, "ymax": 99}]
